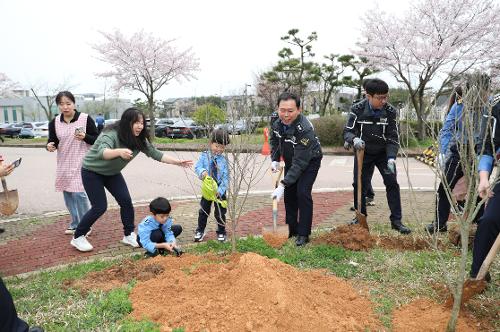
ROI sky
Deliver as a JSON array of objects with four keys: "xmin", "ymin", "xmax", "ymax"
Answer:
[{"xmin": 0, "ymin": 0, "xmax": 412, "ymax": 100}]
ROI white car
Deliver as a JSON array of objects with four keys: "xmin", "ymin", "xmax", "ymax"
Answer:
[{"xmin": 33, "ymin": 122, "xmax": 49, "ymax": 138}]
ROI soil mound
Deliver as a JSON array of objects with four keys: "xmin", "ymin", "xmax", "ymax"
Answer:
[
  {"xmin": 392, "ymin": 298, "xmax": 479, "ymax": 332},
  {"xmin": 129, "ymin": 252, "xmax": 382, "ymax": 331},
  {"xmin": 314, "ymin": 224, "xmax": 375, "ymax": 250},
  {"xmin": 314, "ymin": 225, "xmax": 442, "ymax": 251}
]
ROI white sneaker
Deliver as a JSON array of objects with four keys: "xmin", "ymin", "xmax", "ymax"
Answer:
[
  {"xmin": 121, "ymin": 232, "xmax": 139, "ymax": 248},
  {"xmin": 65, "ymin": 228, "xmax": 76, "ymax": 235},
  {"xmin": 71, "ymin": 235, "xmax": 93, "ymax": 252}
]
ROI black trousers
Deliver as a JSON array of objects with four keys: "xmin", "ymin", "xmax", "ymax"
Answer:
[
  {"xmin": 353, "ymin": 152, "xmax": 401, "ymax": 223},
  {"xmin": 0, "ymin": 277, "xmax": 29, "ymax": 332},
  {"xmin": 137, "ymin": 225, "xmax": 183, "ymax": 250},
  {"xmin": 75, "ymin": 169, "xmax": 135, "ymax": 238},
  {"xmin": 470, "ymin": 182, "xmax": 500, "ymax": 277},
  {"xmin": 435, "ymin": 154, "xmax": 484, "ymax": 226},
  {"xmin": 284, "ymin": 157, "xmax": 321, "ymax": 236},
  {"xmin": 197, "ymin": 196, "xmax": 226, "ymax": 235}
]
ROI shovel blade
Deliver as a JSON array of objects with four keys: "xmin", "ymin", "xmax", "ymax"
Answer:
[
  {"xmin": 0, "ymin": 189, "xmax": 19, "ymax": 216},
  {"xmin": 356, "ymin": 210, "xmax": 369, "ymax": 231}
]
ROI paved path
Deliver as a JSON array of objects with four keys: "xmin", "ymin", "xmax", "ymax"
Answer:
[
  {"xmin": 0, "ymin": 190, "xmax": 436, "ymax": 277},
  {"xmin": 0, "ymin": 147, "xmax": 436, "ymax": 216}
]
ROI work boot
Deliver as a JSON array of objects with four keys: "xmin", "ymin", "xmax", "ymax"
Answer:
[
  {"xmin": 295, "ymin": 235, "xmax": 309, "ymax": 246},
  {"xmin": 425, "ymin": 223, "xmax": 447, "ymax": 234},
  {"xmin": 391, "ymin": 221, "xmax": 411, "ymax": 234}
]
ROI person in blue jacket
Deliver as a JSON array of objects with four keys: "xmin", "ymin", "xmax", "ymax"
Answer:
[
  {"xmin": 194, "ymin": 129, "xmax": 230, "ymax": 242},
  {"xmin": 426, "ymin": 79, "xmax": 486, "ymax": 234},
  {"xmin": 137, "ymin": 197, "xmax": 183, "ymax": 257}
]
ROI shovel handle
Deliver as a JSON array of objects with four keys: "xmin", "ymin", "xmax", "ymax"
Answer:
[
  {"xmin": 476, "ymin": 233, "xmax": 500, "ymax": 280},
  {"xmin": 1, "ymin": 177, "xmax": 8, "ymax": 192}
]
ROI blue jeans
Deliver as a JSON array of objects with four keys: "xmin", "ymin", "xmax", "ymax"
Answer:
[{"xmin": 63, "ymin": 191, "xmax": 90, "ymax": 229}]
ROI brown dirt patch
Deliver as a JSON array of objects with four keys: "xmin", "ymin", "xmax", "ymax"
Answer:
[
  {"xmin": 313, "ymin": 224, "xmax": 375, "ymax": 250},
  {"xmin": 262, "ymin": 226, "xmax": 289, "ymax": 248},
  {"xmin": 313, "ymin": 225, "xmax": 443, "ymax": 251},
  {"xmin": 64, "ymin": 259, "xmax": 168, "ymax": 293},
  {"xmin": 392, "ymin": 298, "xmax": 480, "ymax": 332},
  {"xmin": 129, "ymin": 252, "xmax": 383, "ymax": 331}
]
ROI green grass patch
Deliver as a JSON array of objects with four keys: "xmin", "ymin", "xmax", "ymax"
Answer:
[{"xmin": 5, "ymin": 233, "xmax": 499, "ymax": 331}]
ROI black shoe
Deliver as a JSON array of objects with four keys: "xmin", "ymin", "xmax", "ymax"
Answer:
[
  {"xmin": 350, "ymin": 206, "xmax": 356, "ymax": 211},
  {"xmin": 391, "ymin": 222, "xmax": 412, "ymax": 234},
  {"xmin": 348, "ymin": 218, "xmax": 359, "ymax": 226},
  {"xmin": 366, "ymin": 197, "xmax": 375, "ymax": 206},
  {"xmin": 425, "ymin": 223, "xmax": 447, "ymax": 234},
  {"xmin": 0, "ymin": 228, "xmax": 4, "ymax": 234},
  {"xmin": 144, "ymin": 250, "xmax": 159, "ymax": 258},
  {"xmin": 28, "ymin": 328, "xmax": 44, "ymax": 332},
  {"xmin": 295, "ymin": 235, "xmax": 309, "ymax": 246}
]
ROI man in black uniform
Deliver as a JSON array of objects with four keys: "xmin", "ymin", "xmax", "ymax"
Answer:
[
  {"xmin": 343, "ymin": 78, "xmax": 411, "ymax": 234},
  {"xmin": 347, "ymin": 79, "xmax": 375, "ymax": 209},
  {"xmin": 270, "ymin": 92, "xmax": 323, "ymax": 246}
]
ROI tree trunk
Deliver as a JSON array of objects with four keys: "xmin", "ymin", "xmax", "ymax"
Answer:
[{"xmin": 148, "ymin": 96, "xmax": 155, "ymax": 138}]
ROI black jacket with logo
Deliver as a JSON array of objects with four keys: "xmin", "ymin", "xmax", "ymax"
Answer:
[
  {"xmin": 270, "ymin": 113, "xmax": 322, "ymax": 186},
  {"xmin": 343, "ymin": 99, "xmax": 400, "ymax": 158}
]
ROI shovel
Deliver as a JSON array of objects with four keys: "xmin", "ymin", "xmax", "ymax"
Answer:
[
  {"xmin": 355, "ymin": 148, "xmax": 369, "ymax": 230},
  {"xmin": 0, "ymin": 177, "xmax": 19, "ymax": 216},
  {"xmin": 262, "ymin": 166, "xmax": 288, "ymax": 248},
  {"xmin": 445, "ymin": 233, "xmax": 499, "ymax": 307}
]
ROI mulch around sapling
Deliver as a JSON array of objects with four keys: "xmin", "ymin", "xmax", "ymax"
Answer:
[{"xmin": 313, "ymin": 224, "xmax": 444, "ymax": 251}]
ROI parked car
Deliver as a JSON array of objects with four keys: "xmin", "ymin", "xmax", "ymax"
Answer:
[
  {"xmin": 33, "ymin": 122, "xmax": 49, "ymax": 138},
  {"xmin": 154, "ymin": 118, "xmax": 175, "ymax": 137},
  {"xmin": 218, "ymin": 120, "xmax": 256, "ymax": 135},
  {"xmin": 19, "ymin": 128, "xmax": 35, "ymax": 139},
  {"xmin": 164, "ymin": 119, "xmax": 206, "ymax": 139},
  {"xmin": 2, "ymin": 123, "xmax": 24, "ymax": 138},
  {"xmin": 104, "ymin": 119, "xmax": 119, "ymax": 127}
]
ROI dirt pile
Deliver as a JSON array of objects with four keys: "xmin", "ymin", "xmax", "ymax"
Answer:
[
  {"xmin": 392, "ymin": 298, "xmax": 479, "ymax": 332},
  {"xmin": 129, "ymin": 252, "xmax": 382, "ymax": 331},
  {"xmin": 314, "ymin": 225, "xmax": 443, "ymax": 251},
  {"xmin": 262, "ymin": 229, "xmax": 289, "ymax": 248},
  {"xmin": 313, "ymin": 224, "xmax": 374, "ymax": 250}
]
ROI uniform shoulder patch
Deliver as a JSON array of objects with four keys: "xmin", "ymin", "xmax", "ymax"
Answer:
[
  {"xmin": 296, "ymin": 123, "xmax": 304, "ymax": 132},
  {"xmin": 300, "ymin": 137, "xmax": 310, "ymax": 146}
]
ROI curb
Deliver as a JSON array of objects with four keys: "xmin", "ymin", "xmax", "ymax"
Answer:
[{"xmin": 0, "ymin": 143, "xmax": 424, "ymax": 157}]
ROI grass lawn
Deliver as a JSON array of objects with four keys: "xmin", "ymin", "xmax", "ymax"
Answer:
[{"xmin": 5, "ymin": 233, "xmax": 498, "ymax": 331}]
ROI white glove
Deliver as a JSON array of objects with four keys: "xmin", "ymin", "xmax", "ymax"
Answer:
[
  {"xmin": 387, "ymin": 158, "xmax": 396, "ymax": 174},
  {"xmin": 353, "ymin": 137, "xmax": 365, "ymax": 150},
  {"xmin": 271, "ymin": 161, "xmax": 280, "ymax": 173},
  {"xmin": 271, "ymin": 184, "xmax": 285, "ymax": 201}
]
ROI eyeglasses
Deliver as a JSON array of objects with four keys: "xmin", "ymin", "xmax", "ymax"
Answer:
[{"xmin": 370, "ymin": 94, "xmax": 389, "ymax": 101}]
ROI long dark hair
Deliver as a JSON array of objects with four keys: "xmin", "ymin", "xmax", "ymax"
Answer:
[
  {"xmin": 446, "ymin": 86, "xmax": 463, "ymax": 114},
  {"xmin": 106, "ymin": 108, "xmax": 150, "ymax": 150}
]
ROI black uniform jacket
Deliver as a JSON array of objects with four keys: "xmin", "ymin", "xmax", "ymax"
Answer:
[
  {"xmin": 343, "ymin": 99, "xmax": 399, "ymax": 158},
  {"xmin": 270, "ymin": 113, "xmax": 322, "ymax": 187}
]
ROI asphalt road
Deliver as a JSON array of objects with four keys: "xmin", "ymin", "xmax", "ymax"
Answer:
[{"xmin": 0, "ymin": 147, "xmax": 437, "ymax": 216}]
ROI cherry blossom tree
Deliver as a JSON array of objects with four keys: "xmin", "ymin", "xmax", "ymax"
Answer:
[
  {"xmin": 0, "ymin": 73, "xmax": 18, "ymax": 98},
  {"xmin": 357, "ymin": 0, "xmax": 500, "ymax": 139},
  {"xmin": 93, "ymin": 30, "xmax": 200, "ymax": 137}
]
